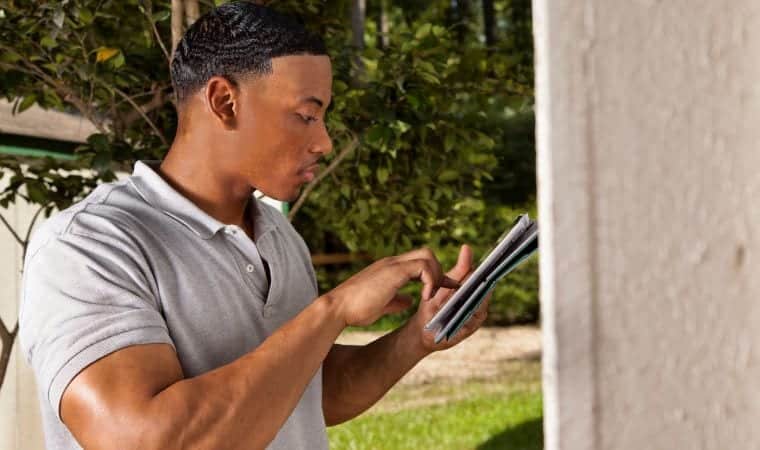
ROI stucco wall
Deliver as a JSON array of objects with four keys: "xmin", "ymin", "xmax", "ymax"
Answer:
[{"xmin": 535, "ymin": 1, "xmax": 760, "ymax": 449}]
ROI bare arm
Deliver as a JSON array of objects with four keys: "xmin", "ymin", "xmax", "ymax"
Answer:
[
  {"xmin": 63, "ymin": 295, "xmax": 343, "ymax": 450},
  {"xmin": 322, "ymin": 245, "xmax": 491, "ymax": 425},
  {"xmin": 61, "ymin": 250, "xmax": 454, "ymax": 450}
]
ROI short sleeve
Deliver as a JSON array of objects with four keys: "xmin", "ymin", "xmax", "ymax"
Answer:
[{"xmin": 19, "ymin": 229, "xmax": 174, "ymax": 420}]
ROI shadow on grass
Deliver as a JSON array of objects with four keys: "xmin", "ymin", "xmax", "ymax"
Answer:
[{"xmin": 476, "ymin": 417, "xmax": 543, "ymax": 450}]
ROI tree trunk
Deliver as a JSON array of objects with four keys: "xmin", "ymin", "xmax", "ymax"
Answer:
[
  {"xmin": 482, "ymin": 0, "xmax": 496, "ymax": 52},
  {"xmin": 375, "ymin": 0, "xmax": 389, "ymax": 50},
  {"xmin": 184, "ymin": 0, "xmax": 200, "ymax": 27},
  {"xmin": 449, "ymin": 0, "xmax": 471, "ymax": 45},
  {"xmin": 171, "ymin": 0, "xmax": 185, "ymax": 58},
  {"xmin": 350, "ymin": 0, "xmax": 366, "ymax": 84}
]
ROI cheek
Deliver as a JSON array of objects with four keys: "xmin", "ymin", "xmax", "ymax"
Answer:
[{"xmin": 237, "ymin": 114, "xmax": 310, "ymax": 178}]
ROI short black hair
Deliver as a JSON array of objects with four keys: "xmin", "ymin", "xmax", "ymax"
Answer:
[{"xmin": 170, "ymin": 2, "xmax": 328, "ymax": 104}]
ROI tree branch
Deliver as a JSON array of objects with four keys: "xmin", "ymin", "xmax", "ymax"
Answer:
[
  {"xmin": 0, "ymin": 318, "xmax": 18, "ymax": 393},
  {"xmin": 0, "ymin": 212, "xmax": 23, "ymax": 247},
  {"xmin": 121, "ymin": 86, "xmax": 170, "ymax": 128},
  {"xmin": 21, "ymin": 203, "xmax": 49, "ymax": 267},
  {"xmin": 141, "ymin": 1, "xmax": 171, "ymax": 64},
  {"xmin": 288, "ymin": 134, "xmax": 358, "ymax": 221},
  {"xmin": 350, "ymin": 0, "xmax": 367, "ymax": 85},
  {"xmin": 108, "ymin": 84, "xmax": 169, "ymax": 147}
]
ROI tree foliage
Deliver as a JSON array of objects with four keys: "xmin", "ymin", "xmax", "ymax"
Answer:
[{"xmin": 0, "ymin": 0, "xmax": 538, "ymax": 334}]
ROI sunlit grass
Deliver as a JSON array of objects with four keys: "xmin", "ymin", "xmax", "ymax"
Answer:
[{"xmin": 328, "ymin": 360, "xmax": 543, "ymax": 450}]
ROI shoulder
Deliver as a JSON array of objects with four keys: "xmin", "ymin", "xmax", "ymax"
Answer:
[{"xmin": 26, "ymin": 178, "xmax": 155, "ymax": 270}]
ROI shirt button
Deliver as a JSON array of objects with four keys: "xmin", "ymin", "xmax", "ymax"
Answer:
[
  {"xmin": 262, "ymin": 306, "xmax": 273, "ymax": 318},
  {"xmin": 225, "ymin": 226, "xmax": 237, "ymax": 235},
  {"xmin": 246, "ymin": 264, "xmax": 255, "ymax": 273}
]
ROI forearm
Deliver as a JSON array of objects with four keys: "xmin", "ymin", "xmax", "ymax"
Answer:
[
  {"xmin": 141, "ymin": 295, "xmax": 345, "ymax": 450},
  {"xmin": 322, "ymin": 318, "xmax": 431, "ymax": 425}
]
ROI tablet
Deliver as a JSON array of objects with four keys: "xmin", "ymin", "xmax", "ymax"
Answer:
[{"xmin": 424, "ymin": 214, "xmax": 538, "ymax": 343}]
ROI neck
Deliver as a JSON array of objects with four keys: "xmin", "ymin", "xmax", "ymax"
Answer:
[{"xmin": 159, "ymin": 140, "xmax": 255, "ymax": 233}]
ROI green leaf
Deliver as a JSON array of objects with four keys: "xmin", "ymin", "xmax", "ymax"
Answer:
[
  {"xmin": 439, "ymin": 169, "xmax": 459, "ymax": 183},
  {"xmin": 110, "ymin": 52, "xmax": 125, "ymax": 68},
  {"xmin": 377, "ymin": 168, "xmax": 389, "ymax": 184},
  {"xmin": 78, "ymin": 8, "xmax": 94, "ymax": 25},
  {"xmin": 333, "ymin": 80, "xmax": 348, "ymax": 94},
  {"xmin": 25, "ymin": 179, "xmax": 47, "ymax": 204},
  {"xmin": 92, "ymin": 151, "xmax": 112, "ymax": 171},
  {"xmin": 415, "ymin": 23, "xmax": 432, "ymax": 40},
  {"xmin": 16, "ymin": 95, "xmax": 37, "ymax": 114},
  {"xmin": 418, "ymin": 71, "xmax": 440, "ymax": 85},
  {"xmin": 0, "ymin": 50, "xmax": 22, "ymax": 63},
  {"xmin": 444, "ymin": 132, "xmax": 456, "ymax": 152},
  {"xmin": 391, "ymin": 120, "xmax": 411, "ymax": 135},
  {"xmin": 40, "ymin": 36, "xmax": 56, "ymax": 49},
  {"xmin": 152, "ymin": 10, "xmax": 170, "ymax": 22},
  {"xmin": 87, "ymin": 133, "xmax": 109, "ymax": 152},
  {"xmin": 365, "ymin": 126, "xmax": 385, "ymax": 145}
]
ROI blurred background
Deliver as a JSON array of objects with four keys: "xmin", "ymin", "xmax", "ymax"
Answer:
[{"xmin": 0, "ymin": 1, "xmax": 540, "ymax": 449}]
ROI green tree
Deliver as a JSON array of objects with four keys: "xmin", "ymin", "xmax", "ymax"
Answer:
[{"xmin": 0, "ymin": 0, "xmax": 537, "ymax": 391}]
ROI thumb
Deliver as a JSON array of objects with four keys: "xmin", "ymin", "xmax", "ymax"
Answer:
[{"xmin": 382, "ymin": 293, "xmax": 414, "ymax": 315}]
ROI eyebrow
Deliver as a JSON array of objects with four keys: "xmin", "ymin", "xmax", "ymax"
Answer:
[{"xmin": 301, "ymin": 96, "xmax": 326, "ymax": 108}]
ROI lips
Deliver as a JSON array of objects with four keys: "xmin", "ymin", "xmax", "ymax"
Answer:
[{"xmin": 301, "ymin": 162, "xmax": 321, "ymax": 182}]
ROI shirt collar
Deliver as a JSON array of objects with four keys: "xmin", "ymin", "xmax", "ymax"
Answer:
[{"xmin": 129, "ymin": 160, "xmax": 275, "ymax": 240}]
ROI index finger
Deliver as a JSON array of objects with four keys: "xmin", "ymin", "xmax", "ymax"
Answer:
[
  {"xmin": 394, "ymin": 247, "xmax": 445, "ymax": 294},
  {"xmin": 396, "ymin": 258, "xmax": 458, "ymax": 301}
]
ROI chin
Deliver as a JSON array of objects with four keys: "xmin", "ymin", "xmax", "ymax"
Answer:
[{"xmin": 257, "ymin": 185, "xmax": 302, "ymax": 203}]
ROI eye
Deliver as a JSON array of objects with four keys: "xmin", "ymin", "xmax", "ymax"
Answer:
[{"xmin": 297, "ymin": 113, "xmax": 318, "ymax": 124}]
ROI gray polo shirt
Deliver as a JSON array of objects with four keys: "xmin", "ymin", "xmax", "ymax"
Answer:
[{"xmin": 19, "ymin": 161, "xmax": 328, "ymax": 450}]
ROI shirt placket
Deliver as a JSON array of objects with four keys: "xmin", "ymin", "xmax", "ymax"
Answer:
[{"xmin": 220, "ymin": 224, "xmax": 270, "ymax": 305}]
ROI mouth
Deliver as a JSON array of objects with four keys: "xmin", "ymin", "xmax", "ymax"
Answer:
[{"xmin": 300, "ymin": 162, "xmax": 321, "ymax": 183}]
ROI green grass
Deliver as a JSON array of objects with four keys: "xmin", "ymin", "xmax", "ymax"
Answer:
[{"xmin": 328, "ymin": 361, "xmax": 543, "ymax": 450}]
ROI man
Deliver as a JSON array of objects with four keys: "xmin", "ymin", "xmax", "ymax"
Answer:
[{"xmin": 20, "ymin": 3, "xmax": 490, "ymax": 449}]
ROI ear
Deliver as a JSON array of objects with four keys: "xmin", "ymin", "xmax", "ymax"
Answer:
[{"xmin": 204, "ymin": 76, "xmax": 239, "ymax": 130}]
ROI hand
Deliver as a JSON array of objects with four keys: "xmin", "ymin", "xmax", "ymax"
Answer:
[
  {"xmin": 407, "ymin": 244, "xmax": 492, "ymax": 353},
  {"xmin": 326, "ymin": 247, "xmax": 461, "ymax": 327}
]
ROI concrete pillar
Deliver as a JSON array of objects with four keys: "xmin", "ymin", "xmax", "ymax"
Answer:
[
  {"xmin": 535, "ymin": 1, "xmax": 760, "ymax": 449},
  {"xmin": 0, "ymin": 199, "xmax": 45, "ymax": 450}
]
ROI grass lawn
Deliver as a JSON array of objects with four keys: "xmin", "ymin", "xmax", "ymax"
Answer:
[{"xmin": 328, "ymin": 360, "xmax": 543, "ymax": 450}]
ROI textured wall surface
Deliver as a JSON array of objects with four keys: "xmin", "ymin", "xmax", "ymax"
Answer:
[
  {"xmin": 0, "ymin": 197, "xmax": 45, "ymax": 450},
  {"xmin": 535, "ymin": 1, "xmax": 760, "ymax": 449}
]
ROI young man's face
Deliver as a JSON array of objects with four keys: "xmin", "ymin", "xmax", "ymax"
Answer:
[{"xmin": 233, "ymin": 54, "xmax": 333, "ymax": 201}]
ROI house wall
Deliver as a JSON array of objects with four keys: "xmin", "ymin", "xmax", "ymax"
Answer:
[
  {"xmin": 534, "ymin": 1, "xmax": 760, "ymax": 449},
  {"xmin": 0, "ymin": 198, "xmax": 45, "ymax": 450}
]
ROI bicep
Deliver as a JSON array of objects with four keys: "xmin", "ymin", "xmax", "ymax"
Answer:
[{"xmin": 61, "ymin": 343, "xmax": 183, "ymax": 449}]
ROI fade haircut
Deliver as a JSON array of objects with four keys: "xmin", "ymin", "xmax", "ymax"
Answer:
[{"xmin": 170, "ymin": 1, "xmax": 328, "ymax": 104}]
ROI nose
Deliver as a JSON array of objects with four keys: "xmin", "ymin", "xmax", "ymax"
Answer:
[{"xmin": 312, "ymin": 121, "xmax": 333, "ymax": 156}]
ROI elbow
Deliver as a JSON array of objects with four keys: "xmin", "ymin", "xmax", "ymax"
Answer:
[{"xmin": 323, "ymin": 402, "xmax": 361, "ymax": 427}]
